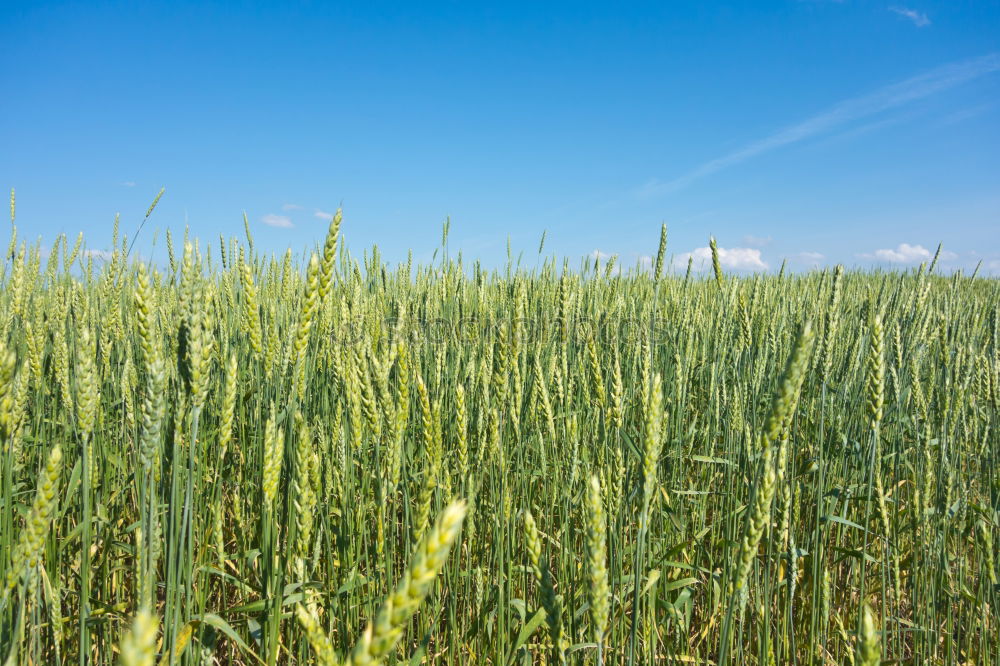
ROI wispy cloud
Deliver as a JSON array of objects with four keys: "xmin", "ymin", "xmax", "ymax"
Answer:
[
  {"xmin": 281, "ymin": 203, "xmax": 302, "ymax": 211},
  {"xmin": 890, "ymin": 6, "xmax": 931, "ymax": 27},
  {"xmin": 791, "ymin": 251, "xmax": 825, "ymax": 265},
  {"xmin": 83, "ymin": 249, "xmax": 113, "ymax": 261},
  {"xmin": 937, "ymin": 101, "xmax": 997, "ymax": 126},
  {"xmin": 586, "ymin": 250, "xmax": 654, "ymax": 274},
  {"xmin": 674, "ymin": 245, "xmax": 768, "ymax": 271},
  {"xmin": 586, "ymin": 250, "xmax": 614, "ymax": 275},
  {"xmin": 121, "ymin": 181, "xmax": 136, "ymax": 188},
  {"xmin": 314, "ymin": 209, "xmax": 335, "ymax": 220},
  {"xmin": 261, "ymin": 213, "xmax": 294, "ymax": 229},
  {"xmin": 742, "ymin": 234, "xmax": 773, "ymax": 247},
  {"xmin": 805, "ymin": 112, "xmax": 911, "ymax": 151},
  {"xmin": 859, "ymin": 242, "xmax": 957, "ymax": 263},
  {"xmin": 638, "ymin": 53, "xmax": 1000, "ymax": 197}
]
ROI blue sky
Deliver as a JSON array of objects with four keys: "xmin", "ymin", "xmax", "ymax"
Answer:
[{"xmin": 2, "ymin": 1, "xmax": 999, "ymax": 273}]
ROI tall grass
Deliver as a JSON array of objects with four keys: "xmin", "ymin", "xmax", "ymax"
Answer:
[{"xmin": 0, "ymin": 202, "xmax": 997, "ymax": 664}]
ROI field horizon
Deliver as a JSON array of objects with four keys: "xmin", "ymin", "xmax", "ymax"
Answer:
[{"xmin": 0, "ymin": 203, "xmax": 997, "ymax": 665}]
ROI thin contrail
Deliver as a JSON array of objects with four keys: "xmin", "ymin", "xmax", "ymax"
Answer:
[{"xmin": 640, "ymin": 52, "xmax": 1000, "ymax": 197}]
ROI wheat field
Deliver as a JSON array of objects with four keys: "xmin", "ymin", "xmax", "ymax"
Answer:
[{"xmin": 0, "ymin": 198, "xmax": 998, "ymax": 665}]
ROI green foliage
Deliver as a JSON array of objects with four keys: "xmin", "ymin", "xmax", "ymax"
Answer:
[{"xmin": 0, "ymin": 217, "xmax": 997, "ymax": 665}]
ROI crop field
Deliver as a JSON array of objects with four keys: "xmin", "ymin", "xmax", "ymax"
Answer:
[{"xmin": 0, "ymin": 205, "xmax": 998, "ymax": 665}]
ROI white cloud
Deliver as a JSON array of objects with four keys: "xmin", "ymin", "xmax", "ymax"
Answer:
[
  {"xmin": 742, "ymin": 234, "xmax": 773, "ymax": 247},
  {"xmin": 121, "ymin": 181, "xmax": 136, "ymax": 187},
  {"xmin": 874, "ymin": 243, "xmax": 931, "ymax": 263},
  {"xmin": 890, "ymin": 7, "xmax": 931, "ymax": 27},
  {"xmin": 792, "ymin": 251, "xmax": 825, "ymax": 265},
  {"xmin": 282, "ymin": 203, "xmax": 302, "ymax": 211},
  {"xmin": 674, "ymin": 246, "xmax": 768, "ymax": 271},
  {"xmin": 261, "ymin": 214, "xmax": 294, "ymax": 229},
  {"xmin": 634, "ymin": 178, "xmax": 666, "ymax": 199},
  {"xmin": 937, "ymin": 101, "xmax": 997, "ymax": 126},
  {"xmin": 587, "ymin": 251, "xmax": 653, "ymax": 274},
  {"xmin": 314, "ymin": 209, "xmax": 335, "ymax": 220},
  {"xmin": 83, "ymin": 249, "xmax": 113, "ymax": 261},
  {"xmin": 860, "ymin": 243, "xmax": 957, "ymax": 263},
  {"xmin": 586, "ymin": 250, "xmax": 622, "ymax": 275},
  {"xmin": 639, "ymin": 53, "xmax": 999, "ymax": 196}
]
